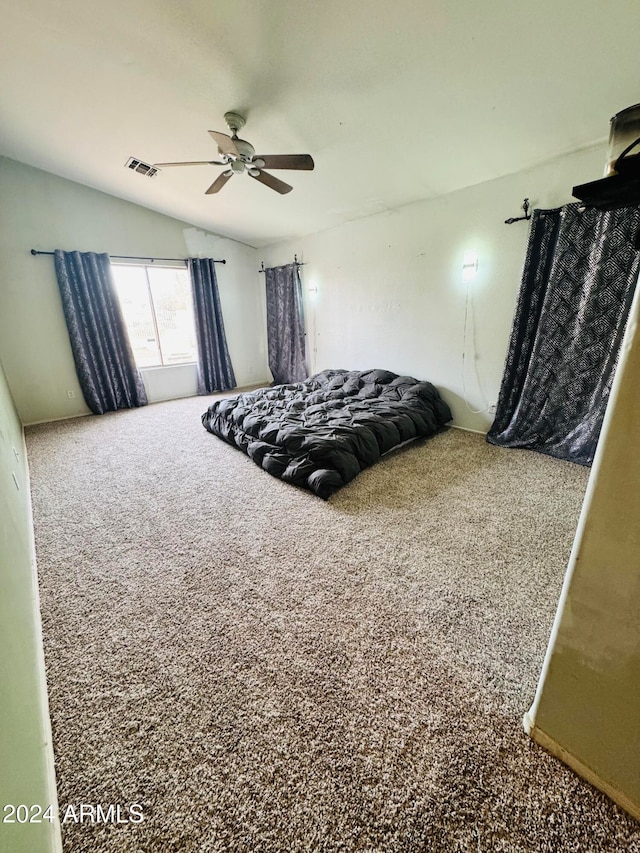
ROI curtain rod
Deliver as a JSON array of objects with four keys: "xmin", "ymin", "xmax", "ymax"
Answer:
[
  {"xmin": 259, "ymin": 254, "xmax": 305, "ymax": 273},
  {"xmin": 30, "ymin": 250, "xmax": 226, "ymax": 264}
]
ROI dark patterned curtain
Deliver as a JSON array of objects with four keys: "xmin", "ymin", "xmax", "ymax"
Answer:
[
  {"xmin": 264, "ymin": 262, "xmax": 306, "ymax": 384},
  {"xmin": 188, "ymin": 258, "xmax": 236, "ymax": 394},
  {"xmin": 487, "ymin": 203, "xmax": 640, "ymax": 465},
  {"xmin": 54, "ymin": 250, "xmax": 148, "ymax": 415}
]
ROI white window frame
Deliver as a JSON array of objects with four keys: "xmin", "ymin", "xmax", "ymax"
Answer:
[{"xmin": 111, "ymin": 261, "xmax": 197, "ymax": 369}]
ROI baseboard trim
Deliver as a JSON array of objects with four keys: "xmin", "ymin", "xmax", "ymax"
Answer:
[
  {"xmin": 450, "ymin": 423, "xmax": 487, "ymax": 436},
  {"xmin": 24, "ymin": 411, "xmax": 91, "ymax": 427},
  {"xmin": 528, "ymin": 724, "xmax": 640, "ymax": 823},
  {"xmin": 23, "ymin": 382, "xmax": 272, "ymax": 428},
  {"xmin": 22, "ymin": 426, "xmax": 63, "ymax": 852}
]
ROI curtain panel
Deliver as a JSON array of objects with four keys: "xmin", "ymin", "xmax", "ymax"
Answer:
[
  {"xmin": 188, "ymin": 258, "xmax": 236, "ymax": 394},
  {"xmin": 54, "ymin": 250, "xmax": 147, "ymax": 415},
  {"xmin": 264, "ymin": 262, "xmax": 306, "ymax": 385},
  {"xmin": 487, "ymin": 203, "xmax": 640, "ymax": 465}
]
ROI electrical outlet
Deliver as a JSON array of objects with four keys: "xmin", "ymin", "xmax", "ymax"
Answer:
[{"xmin": 67, "ymin": 389, "xmax": 76, "ymax": 399}]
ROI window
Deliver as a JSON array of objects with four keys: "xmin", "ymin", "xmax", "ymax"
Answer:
[{"xmin": 111, "ymin": 264, "xmax": 197, "ymax": 368}]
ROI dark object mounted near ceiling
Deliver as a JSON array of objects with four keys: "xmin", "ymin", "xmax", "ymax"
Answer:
[
  {"xmin": 153, "ymin": 112, "xmax": 314, "ymax": 195},
  {"xmin": 573, "ymin": 104, "xmax": 640, "ymax": 214}
]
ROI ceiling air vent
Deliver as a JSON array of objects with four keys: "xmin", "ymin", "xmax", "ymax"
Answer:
[{"xmin": 125, "ymin": 157, "xmax": 159, "ymax": 177}]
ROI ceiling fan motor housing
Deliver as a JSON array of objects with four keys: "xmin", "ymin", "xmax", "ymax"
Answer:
[
  {"xmin": 222, "ymin": 112, "xmax": 255, "ymax": 161},
  {"xmin": 232, "ymin": 138, "xmax": 255, "ymax": 161}
]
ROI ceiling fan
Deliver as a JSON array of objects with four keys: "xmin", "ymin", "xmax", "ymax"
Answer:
[{"xmin": 153, "ymin": 112, "xmax": 314, "ymax": 195}]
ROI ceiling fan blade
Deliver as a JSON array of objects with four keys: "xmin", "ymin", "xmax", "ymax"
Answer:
[
  {"xmin": 249, "ymin": 170, "xmax": 293, "ymax": 194},
  {"xmin": 205, "ymin": 171, "xmax": 233, "ymax": 194},
  {"xmin": 253, "ymin": 154, "xmax": 314, "ymax": 171},
  {"xmin": 154, "ymin": 160, "xmax": 225, "ymax": 167},
  {"xmin": 208, "ymin": 130, "xmax": 239, "ymax": 157}
]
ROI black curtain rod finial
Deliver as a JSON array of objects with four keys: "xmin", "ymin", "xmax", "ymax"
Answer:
[{"xmin": 505, "ymin": 197, "xmax": 532, "ymax": 225}]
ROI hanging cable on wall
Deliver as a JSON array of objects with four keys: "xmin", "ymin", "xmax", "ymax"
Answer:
[
  {"xmin": 460, "ymin": 250, "xmax": 492, "ymax": 415},
  {"xmin": 305, "ymin": 270, "xmax": 319, "ymax": 376}
]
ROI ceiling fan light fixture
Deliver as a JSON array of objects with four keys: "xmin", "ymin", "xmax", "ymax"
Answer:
[
  {"xmin": 248, "ymin": 168, "xmax": 261, "ymax": 177},
  {"xmin": 231, "ymin": 159, "xmax": 245, "ymax": 174}
]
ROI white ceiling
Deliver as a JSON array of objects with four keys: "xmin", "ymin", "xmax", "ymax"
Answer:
[{"xmin": 1, "ymin": 0, "xmax": 640, "ymax": 248}]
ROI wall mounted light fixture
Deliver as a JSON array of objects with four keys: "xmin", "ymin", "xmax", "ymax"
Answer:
[{"xmin": 462, "ymin": 250, "xmax": 478, "ymax": 283}]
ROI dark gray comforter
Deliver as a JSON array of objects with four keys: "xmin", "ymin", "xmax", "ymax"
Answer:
[{"xmin": 202, "ymin": 369, "xmax": 452, "ymax": 499}]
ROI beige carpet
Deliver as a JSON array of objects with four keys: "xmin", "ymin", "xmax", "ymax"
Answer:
[{"xmin": 26, "ymin": 395, "xmax": 640, "ymax": 852}]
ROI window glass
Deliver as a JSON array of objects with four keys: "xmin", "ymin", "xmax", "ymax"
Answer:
[
  {"xmin": 147, "ymin": 267, "xmax": 197, "ymax": 365},
  {"xmin": 112, "ymin": 264, "xmax": 197, "ymax": 368}
]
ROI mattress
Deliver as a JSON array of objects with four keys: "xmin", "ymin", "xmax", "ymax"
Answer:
[{"xmin": 202, "ymin": 368, "xmax": 452, "ymax": 499}]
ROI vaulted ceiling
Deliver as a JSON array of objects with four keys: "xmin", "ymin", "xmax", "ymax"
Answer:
[{"xmin": 2, "ymin": 0, "xmax": 639, "ymax": 247}]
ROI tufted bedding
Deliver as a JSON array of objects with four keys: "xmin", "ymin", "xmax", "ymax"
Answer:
[{"xmin": 202, "ymin": 369, "xmax": 452, "ymax": 499}]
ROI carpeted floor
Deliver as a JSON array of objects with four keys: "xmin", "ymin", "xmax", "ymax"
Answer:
[{"xmin": 26, "ymin": 395, "xmax": 640, "ymax": 852}]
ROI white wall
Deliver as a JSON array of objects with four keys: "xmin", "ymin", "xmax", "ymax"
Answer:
[
  {"xmin": 0, "ymin": 360, "xmax": 61, "ymax": 853},
  {"xmin": 262, "ymin": 144, "xmax": 606, "ymax": 431},
  {"xmin": 0, "ymin": 146, "xmax": 608, "ymax": 431},
  {"xmin": 0, "ymin": 157, "xmax": 268, "ymax": 425}
]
